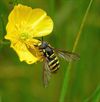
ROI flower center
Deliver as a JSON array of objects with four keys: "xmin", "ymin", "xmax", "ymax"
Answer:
[{"xmin": 20, "ymin": 33, "xmax": 29, "ymax": 41}]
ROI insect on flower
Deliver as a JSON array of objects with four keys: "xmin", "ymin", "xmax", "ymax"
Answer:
[
  {"xmin": 26, "ymin": 38, "xmax": 80, "ymax": 87},
  {"xmin": 5, "ymin": 4, "xmax": 53, "ymax": 64},
  {"xmin": 5, "ymin": 4, "xmax": 80, "ymax": 87}
]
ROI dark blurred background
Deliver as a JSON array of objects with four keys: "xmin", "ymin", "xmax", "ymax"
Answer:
[{"xmin": 0, "ymin": 0, "xmax": 100, "ymax": 102}]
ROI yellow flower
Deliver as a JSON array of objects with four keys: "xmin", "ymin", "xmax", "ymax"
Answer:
[{"xmin": 5, "ymin": 4, "xmax": 53, "ymax": 64}]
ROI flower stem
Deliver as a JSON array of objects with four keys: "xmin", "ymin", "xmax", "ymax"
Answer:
[
  {"xmin": 13, "ymin": 0, "xmax": 18, "ymax": 5},
  {"xmin": 0, "ymin": 15, "xmax": 5, "ymax": 40},
  {"xmin": 59, "ymin": 0, "xmax": 94, "ymax": 102}
]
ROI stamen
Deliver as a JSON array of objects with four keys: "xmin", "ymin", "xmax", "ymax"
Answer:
[{"xmin": 20, "ymin": 33, "xmax": 29, "ymax": 40}]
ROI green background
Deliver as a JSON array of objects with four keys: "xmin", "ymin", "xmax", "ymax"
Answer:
[{"xmin": 0, "ymin": 0, "xmax": 100, "ymax": 102}]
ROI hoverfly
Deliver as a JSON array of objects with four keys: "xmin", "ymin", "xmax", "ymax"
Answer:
[{"xmin": 27, "ymin": 39, "xmax": 80, "ymax": 87}]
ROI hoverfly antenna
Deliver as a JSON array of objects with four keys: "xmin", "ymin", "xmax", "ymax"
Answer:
[{"xmin": 42, "ymin": 36, "xmax": 43, "ymax": 44}]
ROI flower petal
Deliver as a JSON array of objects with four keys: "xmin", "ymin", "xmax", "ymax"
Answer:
[
  {"xmin": 10, "ymin": 41, "xmax": 39, "ymax": 64},
  {"xmin": 29, "ymin": 15, "xmax": 53, "ymax": 37},
  {"xmin": 5, "ymin": 29, "xmax": 19, "ymax": 43},
  {"xmin": 7, "ymin": 4, "xmax": 53, "ymax": 38},
  {"xmin": 8, "ymin": 4, "xmax": 33, "ymax": 28}
]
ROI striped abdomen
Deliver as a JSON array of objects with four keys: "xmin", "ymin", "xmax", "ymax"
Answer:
[
  {"xmin": 48, "ymin": 53, "xmax": 60, "ymax": 72},
  {"xmin": 43, "ymin": 47, "xmax": 60, "ymax": 72}
]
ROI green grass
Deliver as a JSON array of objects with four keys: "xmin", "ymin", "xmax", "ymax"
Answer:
[
  {"xmin": 59, "ymin": 0, "xmax": 94, "ymax": 102},
  {"xmin": 84, "ymin": 85, "xmax": 100, "ymax": 102},
  {"xmin": 0, "ymin": 0, "xmax": 100, "ymax": 102}
]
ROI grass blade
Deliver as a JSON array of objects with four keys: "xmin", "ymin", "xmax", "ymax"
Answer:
[
  {"xmin": 84, "ymin": 85, "xmax": 100, "ymax": 102},
  {"xmin": 59, "ymin": 0, "xmax": 94, "ymax": 102}
]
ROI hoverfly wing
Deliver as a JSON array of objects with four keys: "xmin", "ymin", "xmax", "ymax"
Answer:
[
  {"xmin": 54, "ymin": 49, "xmax": 80, "ymax": 62},
  {"xmin": 43, "ymin": 59, "xmax": 51, "ymax": 88}
]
